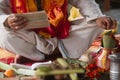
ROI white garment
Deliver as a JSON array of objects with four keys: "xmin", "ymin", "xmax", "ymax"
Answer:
[
  {"xmin": 61, "ymin": 21, "xmax": 103, "ymax": 59},
  {"xmin": 0, "ymin": 27, "xmax": 57, "ymax": 60},
  {"xmin": 0, "ymin": 0, "xmax": 104, "ymax": 60}
]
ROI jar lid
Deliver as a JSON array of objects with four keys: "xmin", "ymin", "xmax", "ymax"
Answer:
[{"xmin": 109, "ymin": 53, "xmax": 120, "ymax": 60}]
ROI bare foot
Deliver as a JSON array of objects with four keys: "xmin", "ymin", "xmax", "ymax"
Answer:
[
  {"xmin": 14, "ymin": 55, "xmax": 31, "ymax": 64},
  {"xmin": 14, "ymin": 55, "xmax": 21, "ymax": 63}
]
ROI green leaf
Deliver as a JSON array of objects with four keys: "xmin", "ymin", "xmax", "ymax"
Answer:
[
  {"xmin": 17, "ymin": 69, "xmax": 35, "ymax": 76},
  {"xmin": 0, "ymin": 62, "xmax": 16, "ymax": 71},
  {"xmin": 102, "ymin": 35, "xmax": 116, "ymax": 49},
  {"xmin": 0, "ymin": 62, "xmax": 35, "ymax": 76}
]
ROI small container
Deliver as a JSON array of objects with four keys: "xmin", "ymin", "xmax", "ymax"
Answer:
[{"xmin": 109, "ymin": 53, "xmax": 120, "ymax": 80}]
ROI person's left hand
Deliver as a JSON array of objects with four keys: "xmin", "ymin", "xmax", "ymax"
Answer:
[{"xmin": 95, "ymin": 16, "xmax": 117, "ymax": 30}]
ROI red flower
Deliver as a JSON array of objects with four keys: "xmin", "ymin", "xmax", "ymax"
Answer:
[
  {"xmin": 85, "ymin": 63, "xmax": 105, "ymax": 79},
  {"xmin": 87, "ymin": 63, "xmax": 97, "ymax": 69},
  {"xmin": 86, "ymin": 72, "xmax": 95, "ymax": 78}
]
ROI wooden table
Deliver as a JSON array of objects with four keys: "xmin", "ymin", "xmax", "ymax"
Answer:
[
  {"xmin": 0, "ymin": 76, "xmax": 39, "ymax": 80},
  {"xmin": 0, "ymin": 78, "xmax": 18, "ymax": 80}
]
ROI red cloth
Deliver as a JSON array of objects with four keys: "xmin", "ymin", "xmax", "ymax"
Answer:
[{"xmin": 0, "ymin": 57, "xmax": 15, "ymax": 64}]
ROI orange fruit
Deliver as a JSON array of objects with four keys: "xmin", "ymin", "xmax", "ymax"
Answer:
[{"xmin": 4, "ymin": 69, "xmax": 16, "ymax": 77}]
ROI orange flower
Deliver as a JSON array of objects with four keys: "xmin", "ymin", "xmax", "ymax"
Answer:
[{"xmin": 85, "ymin": 62, "xmax": 107, "ymax": 79}]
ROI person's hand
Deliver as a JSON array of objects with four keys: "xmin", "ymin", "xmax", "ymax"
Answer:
[
  {"xmin": 4, "ymin": 14, "xmax": 27, "ymax": 30},
  {"xmin": 95, "ymin": 16, "xmax": 117, "ymax": 30}
]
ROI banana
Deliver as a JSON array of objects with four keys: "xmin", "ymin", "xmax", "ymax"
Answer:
[
  {"xmin": 56, "ymin": 58, "xmax": 69, "ymax": 68},
  {"xmin": 38, "ymin": 66, "xmax": 52, "ymax": 72},
  {"xmin": 69, "ymin": 73, "xmax": 78, "ymax": 80}
]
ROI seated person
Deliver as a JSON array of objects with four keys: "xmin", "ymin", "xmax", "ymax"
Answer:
[{"xmin": 0, "ymin": 0, "xmax": 117, "ymax": 63}]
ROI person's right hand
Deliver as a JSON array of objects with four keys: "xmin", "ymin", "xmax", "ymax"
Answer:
[{"xmin": 4, "ymin": 14, "xmax": 27, "ymax": 30}]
